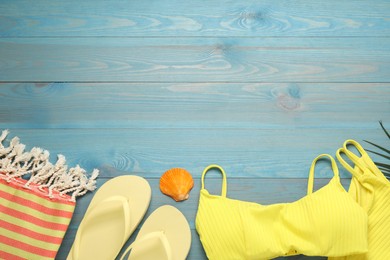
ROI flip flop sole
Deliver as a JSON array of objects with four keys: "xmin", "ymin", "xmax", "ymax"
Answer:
[
  {"xmin": 68, "ymin": 175, "xmax": 151, "ymax": 260},
  {"xmin": 128, "ymin": 205, "xmax": 191, "ymax": 260}
]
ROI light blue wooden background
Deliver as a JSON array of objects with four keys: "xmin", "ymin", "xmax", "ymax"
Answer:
[{"xmin": 0, "ymin": 0, "xmax": 389, "ymax": 259}]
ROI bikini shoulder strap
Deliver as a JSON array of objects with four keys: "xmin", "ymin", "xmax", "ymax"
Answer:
[
  {"xmin": 307, "ymin": 154, "xmax": 339, "ymax": 195},
  {"xmin": 337, "ymin": 139, "xmax": 389, "ymax": 182},
  {"xmin": 201, "ymin": 164, "xmax": 227, "ymax": 197},
  {"xmin": 336, "ymin": 139, "xmax": 370, "ymax": 178}
]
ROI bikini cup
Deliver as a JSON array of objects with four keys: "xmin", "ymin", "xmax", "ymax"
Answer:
[
  {"xmin": 195, "ymin": 155, "xmax": 368, "ymax": 260},
  {"xmin": 330, "ymin": 140, "xmax": 390, "ymax": 260}
]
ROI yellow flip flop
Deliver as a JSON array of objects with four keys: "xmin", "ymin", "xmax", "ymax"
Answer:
[
  {"xmin": 67, "ymin": 175, "xmax": 151, "ymax": 260},
  {"xmin": 120, "ymin": 205, "xmax": 191, "ymax": 260}
]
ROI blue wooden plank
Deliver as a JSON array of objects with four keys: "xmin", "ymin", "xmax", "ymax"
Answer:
[
  {"xmin": 0, "ymin": 37, "xmax": 389, "ymax": 82},
  {"xmin": 1, "ymin": 128, "xmax": 388, "ymax": 179},
  {"xmin": 0, "ymin": 0, "xmax": 388, "ymax": 259},
  {"xmin": 0, "ymin": 83, "xmax": 389, "ymax": 129},
  {"xmin": 0, "ymin": 0, "xmax": 389, "ymax": 37}
]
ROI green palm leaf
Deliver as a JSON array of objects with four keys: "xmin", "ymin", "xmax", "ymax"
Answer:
[
  {"xmin": 364, "ymin": 121, "xmax": 390, "ymax": 179},
  {"xmin": 363, "ymin": 141, "xmax": 390, "ymax": 155},
  {"xmin": 379, "ymin": 120, "xmax": 390, "ymax": 139},
  {"xmin": 378, "ymin": 167, "xmax": 390, "ymax": 175},
  {"xmin": 365, "ymin": 149, "xmax": 390, "ymax": 160},
  {"xmin": 375, "ymin": 162, "xmax": 390, "ymax": 170}
]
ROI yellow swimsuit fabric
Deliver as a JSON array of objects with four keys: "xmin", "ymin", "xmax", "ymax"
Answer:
[
  {"xmin": 329, "ymin": 140, "xmax": 390, "ymax": 260},
  {"xmin": 196, "ymin": 155, "xmax": 368, "ymax": 260}
]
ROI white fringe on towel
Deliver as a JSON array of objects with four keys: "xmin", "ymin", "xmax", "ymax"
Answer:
[{"xmin": 0, "ymin": 130, "xmax": 99, "ymax": 201}]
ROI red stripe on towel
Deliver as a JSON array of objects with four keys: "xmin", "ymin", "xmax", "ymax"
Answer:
[
  {"xmin": 0, "ymin": 219, "xmax": 63, "ymax": 244},
  {"xmin": 0, "ymin": 250, "xmax": 27, "ymax": 260},
  {"xmin": 0, "ymin": 177, "xmax": 75, "ymax": 205},
  {"xmin": 0, "ymin": 189, "xmax": 73, "ymax": 218},
  {"xmin": 0, "ymin": 235, "xmax": 57, "ymax": 258},
  {"xmin": 0, "ymin": 204, "xmax": 68, "ymax": 231}
]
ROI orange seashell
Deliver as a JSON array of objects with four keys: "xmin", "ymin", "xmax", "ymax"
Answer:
[{"xmin": 160, "ymin": 168, "xmax": 194, "ymax": 202}]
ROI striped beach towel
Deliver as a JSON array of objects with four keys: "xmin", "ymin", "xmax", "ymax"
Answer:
[{"xmin": 0, "ymin": 130, "xmax": 99, "ymax": 260}]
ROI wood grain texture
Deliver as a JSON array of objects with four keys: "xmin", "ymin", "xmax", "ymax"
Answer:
[
  {"xmin": 1, "ymin": 128, "xmax": 388, "ymax": 179},
  {"xmin": 0, "ymin": 83, "xmax": 389, "ymax": 129},
  {"xmin": 0, "ymin": 37, "xmax": 389, "ymax": 82},
  {"xmin": 0, "ymin": 0, "xmax": 389, "ymax": 37},
  {"xmin": 0, "ymin": 0, "xmax": 389, "ymax": 259}
]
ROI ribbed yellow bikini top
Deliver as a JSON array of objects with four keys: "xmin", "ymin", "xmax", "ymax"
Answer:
[
  {"xmin": 330, "ymin": 140, "xmax": 390, "ymax": 260},
  {"xmin": 195, "ymin": 154, "xmax": 368, "ymax": 260}
]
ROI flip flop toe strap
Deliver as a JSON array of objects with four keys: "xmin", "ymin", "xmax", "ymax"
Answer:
[
  {"xmin": 120, "ymin": 231, "xmax": 173, "ymax": 260},
  {"xmin": 73, "ymin": 196, "xmax": 131, "ymax": 259}
]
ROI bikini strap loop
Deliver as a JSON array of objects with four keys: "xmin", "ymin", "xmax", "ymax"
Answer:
[
  {"xmin": 201, "ymin": 164, "xmax": 227, "ymax": 197},
  {"xmin": 336, "ymin": 140, "xmax": 367, "ymax": 178},
  {"xmin": 307, "ymin": 154, "xmax": 339, "ymax": 195},
  {"xmin": 343, "ymin": 140, "xmax": 368, "ymax": 165}
]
